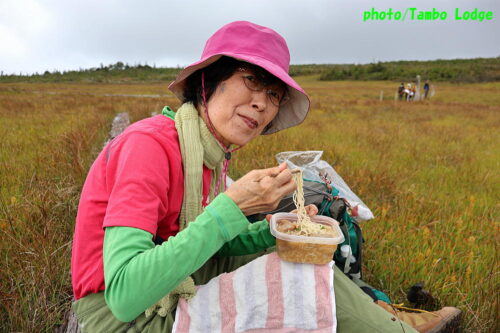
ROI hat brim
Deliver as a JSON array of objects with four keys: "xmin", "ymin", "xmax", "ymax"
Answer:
[{"xmin": 168, "ymin": 53, "xmax": 310, "ymax": 135}]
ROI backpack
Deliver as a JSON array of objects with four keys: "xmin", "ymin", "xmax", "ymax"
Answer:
[
  {"xmin": 247, "ymin": 179, "xmax": 363, "ymax": 279},
  {"xmin": 247, "ymin": 178, "xmax": 392, "ymax": 303}
]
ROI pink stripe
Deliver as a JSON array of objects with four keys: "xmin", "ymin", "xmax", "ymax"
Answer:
[
  {"xmin": 175, "ymin": 298, "xmax": 191, "ymax": 332},
  {"xmin": 265, "ymin": 253, "xmax": 284, "ymax": 328},
  {"xmin": 314, "ymin": 264, "xmax": 333, "ymax": 328},
  {"xmin": 219, "ymin": 272, "xmax": 237, "ymax": 332}
]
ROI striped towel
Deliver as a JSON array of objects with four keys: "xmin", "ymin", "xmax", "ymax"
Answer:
[{"xmin": 173, "ymin": 252, "xmax": 336, "ymax": 333}]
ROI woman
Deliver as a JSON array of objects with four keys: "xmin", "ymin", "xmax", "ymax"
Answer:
[{"xmin": 71, "ymin": 21, "xmax": 442, "ymax": 332}]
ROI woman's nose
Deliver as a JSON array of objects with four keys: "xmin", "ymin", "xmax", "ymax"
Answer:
[{"xmin": 251, "ymin": 90, "xmax": 267, "ymax": 112}]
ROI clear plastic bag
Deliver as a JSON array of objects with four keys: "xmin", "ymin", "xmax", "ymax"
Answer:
[{"xmin": 276, "ymin": 151, "xmax": 374, "ymax": 221}]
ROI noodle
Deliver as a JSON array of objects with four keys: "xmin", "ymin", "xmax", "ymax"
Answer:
[
  {"xmin": 273, "ymin": 169, "xmax": 340, "ymax": 264},
  {"xmin": 289, "ymin": 170, "xmax": 329, "ymax": 236},
  {"xmin": 292, "ymin": 171, "xmax": 312, "ymax": 225}
]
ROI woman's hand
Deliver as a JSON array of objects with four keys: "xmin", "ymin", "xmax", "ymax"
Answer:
[
  {"xmin": 291, "ymin": 204, "xmax": 319, "ymax": 217},
  {"xmin": 225, "ymin": 162, "xmax": 296, "ymax": 216}
]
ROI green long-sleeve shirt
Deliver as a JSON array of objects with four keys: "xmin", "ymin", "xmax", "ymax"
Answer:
[{"xmin": 103, "ymin": 193, "xmax": 275, "ymax": 322}]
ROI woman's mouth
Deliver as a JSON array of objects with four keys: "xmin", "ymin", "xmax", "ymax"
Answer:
[{"xmin": 238, "ymin": 114, "xmax": 259, "ymax": 129}]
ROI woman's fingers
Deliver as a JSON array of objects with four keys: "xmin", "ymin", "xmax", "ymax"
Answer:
[
  {"xmin": 306, "ymin": 204, "xmax": 319, "ymax": 216},
  {"xmin": 273, "ymin": 167, "xmax": 294, "ymax": 187},
  {"xmin": 279, "ymin": 174, "xmax": 297, "ymax": 196},
  {"xmin": 290, "ymin": 204, "xmax": 318, "ymax": 216},
  {"xmin": 225, "ymin": 163, "xmax": 298, "ymax": 216},
  {"xmin": 277, "ymin": 162, "xmax": 288, "ymax": 172},
  {"xmin": 253, "ymin": 162, "xmax": 288, "ymax": 181},
  {"xmin": 258, "ymin": 166, "xmax": 295, "ymax": 202}
]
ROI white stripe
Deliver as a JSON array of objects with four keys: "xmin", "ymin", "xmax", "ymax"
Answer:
[
  {"xmin": 282, "ymin": 260, "xmax": 318, "ymax": 329},
  {"xmin": 207, "ymin": 276, "xmax": 221, "ymax": 332},
  {"xmin": 188, "ymin": 284, "xmax": 208, "ymax": 332},
  {"xmin": 172, "ymin": 303, "xmax": 181, "ymax": 333},
  {"xmin": 300, "ymin": 263, "xmax": 317, "ymax": 329},
  {"xmin": 188, "ymin": 277, "xmax": 220, "ymax": 332},
  {"xmin": 281, "ymin": 260, "xmax": 296, "ymax": 328},
  {"xmin": 234, "ymin": 256, "xmax": 269, "ymax": 332},
  {"xmin": 233, "ymin": 260, "xmax": 249, "ymax": 331},
  {"xmin": 329, "ymin": 261, "xmax": 337, "ymax": 333},
  {"xmin": 249, "ymin": 255, "xmax": 268, "ymax": 329}
]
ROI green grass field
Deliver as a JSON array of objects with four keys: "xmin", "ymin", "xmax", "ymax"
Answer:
[{"xmin": 0, "ymin": 78, "xmax": 498, "ymax": 332}]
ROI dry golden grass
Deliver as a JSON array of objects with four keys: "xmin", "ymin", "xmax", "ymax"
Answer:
[{"xmin": 0, "ymin": 79, "xmax": 498, "ymax": 332}]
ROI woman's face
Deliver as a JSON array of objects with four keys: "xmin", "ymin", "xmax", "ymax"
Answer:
[{"xmin": 200, "ymin": 68, "xmax": 285, "ymax": 147}]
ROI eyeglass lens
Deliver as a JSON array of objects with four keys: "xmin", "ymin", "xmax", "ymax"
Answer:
[{"xmin": 242, "ymin": 75, "xmax": 286, "ymax": 107}]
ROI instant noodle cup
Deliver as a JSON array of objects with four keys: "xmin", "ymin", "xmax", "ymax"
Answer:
[{"xmin": 270, "ymin": 212, "xmax": 345, "ymax": 264}]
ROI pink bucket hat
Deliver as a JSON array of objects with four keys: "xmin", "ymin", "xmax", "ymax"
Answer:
[{"xmin": 168, "ymin": 21, "xmax": 310, "ymax": 135}]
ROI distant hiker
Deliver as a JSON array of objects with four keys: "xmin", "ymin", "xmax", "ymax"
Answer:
[
  {"xmin": 410, "ymin": 83, "xmax": 416, "ymax": 100},
  {"xmin": 424, "ymin": 80, "xmax": 430, "ymax": 99},
  {"xmin": 404, "ymin": 83, "xmax": 412, "ymax": 101},
  {"xmin": 398, "ymin": 82, "xmax": 405, "ymax": 100}
]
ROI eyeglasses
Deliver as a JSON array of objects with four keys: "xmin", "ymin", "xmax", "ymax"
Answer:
[{"xmin": 237, "ymin": 68, "xmax": 289, "ymax": 107}]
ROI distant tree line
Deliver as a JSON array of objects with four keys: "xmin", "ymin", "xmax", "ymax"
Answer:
[
  {"xmin": 317, "ymin": 57, "xmax": 500, "ymax": 83},
  {"xmin": 0, "ymin": 62, "xmax": 182, "ymax": 83},
  {"xmin": 0, "ymin": 58, "xmax": 498, "ymax": 83}
]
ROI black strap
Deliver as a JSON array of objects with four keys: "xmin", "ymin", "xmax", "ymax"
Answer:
[
  {"xmin": 360, "ymin": 286, "xmax": 378, "ymax": 302},
  {"xmin": 121, "ymin": 319, "xmax": 136, "ymax": 333},
  {"xmin": 153, "ymin": 235, "xmax": 165, "ymax": 246}
]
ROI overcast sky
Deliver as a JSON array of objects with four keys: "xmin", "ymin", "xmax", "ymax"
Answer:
[{"xmin": 1, "ymin": 0, "xmax": 499, "ymax": 74}]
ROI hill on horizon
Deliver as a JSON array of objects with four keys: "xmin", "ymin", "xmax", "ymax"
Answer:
[{"xmin": 1, "ymin": 57, "xmax": 498, "ymax": 84}]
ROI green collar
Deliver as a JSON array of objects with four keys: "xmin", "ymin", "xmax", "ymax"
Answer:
[{"xmin": 161, "ymin": 106, "xmax": 176, "ymax": 120}]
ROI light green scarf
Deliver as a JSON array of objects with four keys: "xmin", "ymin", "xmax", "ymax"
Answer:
[
  {"xmin": 146, "ymin": 102, "xmax": 226, "ymax": 317},
  {"xmin": 173, "ymin": 102, "xmax": 226, "ymax": 230}
]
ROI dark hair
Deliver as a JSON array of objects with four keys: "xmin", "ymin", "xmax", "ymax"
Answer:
[{"xmin": 183, "ymin": 56, "xmax": 285, "ymax": 108}]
